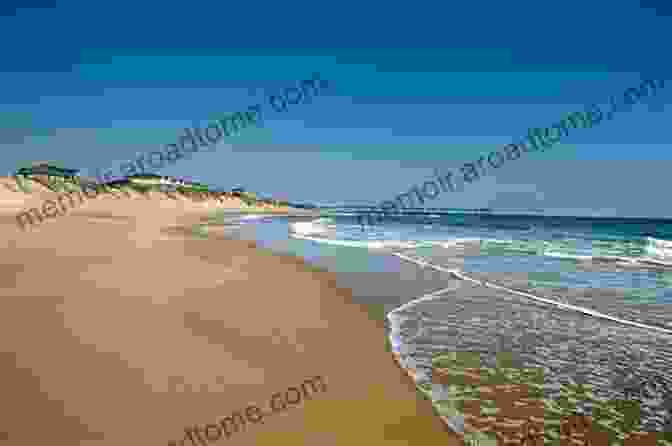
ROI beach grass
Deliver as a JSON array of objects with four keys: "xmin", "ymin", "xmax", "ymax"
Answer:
[{"xmin": 191, "ymin": 224, "xmax": 209, "ymax": 239}]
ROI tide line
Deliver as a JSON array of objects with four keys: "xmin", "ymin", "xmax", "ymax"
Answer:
[{"xmin": 390, "ymin": 251, "xmax": 672, "ymax": 338}]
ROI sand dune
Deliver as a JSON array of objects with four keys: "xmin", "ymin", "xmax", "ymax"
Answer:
[{"xmin": 4, "ymin": 177, "xmax": 299, "ymax": 234}]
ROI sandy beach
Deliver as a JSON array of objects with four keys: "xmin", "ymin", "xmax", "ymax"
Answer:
[{"xmin": 0, "ymin": 181, "xmax": 462, "ymax": 445}]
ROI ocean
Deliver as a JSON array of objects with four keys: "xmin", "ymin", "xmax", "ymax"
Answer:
[{"xmin": 206, "ymin": 209, "xmax": 672, "ymax": 438}]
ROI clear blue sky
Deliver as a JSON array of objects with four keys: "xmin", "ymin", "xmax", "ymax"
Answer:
[{"xmin": 1, "ymin": 0, "xmax": 670, "ymax": 217}]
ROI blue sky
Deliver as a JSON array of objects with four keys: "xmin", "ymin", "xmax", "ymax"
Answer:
[{"xmin": 1, "ymin": 0, "xmax": 671, "ymax": 217}]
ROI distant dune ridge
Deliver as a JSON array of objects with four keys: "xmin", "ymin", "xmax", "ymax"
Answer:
[{"xmin": 6, "ymin": 173, "xmax": 294, "ymax": 232}]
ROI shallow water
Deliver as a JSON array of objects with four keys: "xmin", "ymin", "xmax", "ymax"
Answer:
[{"xmin": 206, "ymin": 212, "xmax": 672, "ymax": 437}]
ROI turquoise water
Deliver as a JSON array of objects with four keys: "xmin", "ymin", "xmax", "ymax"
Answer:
[
  {"xmin": 214, "ymin": 211, "xmax": 672, "ymax": 435},
  {"xmin": 248, "ymin": 211, "xmax": 672, "ymax": 305}
]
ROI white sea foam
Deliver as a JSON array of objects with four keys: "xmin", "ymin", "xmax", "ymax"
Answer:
[
  {"xmin": 543, "ymin": 251, "xmax": 596, "ymax": 261},
  {"xmin": 391, "ymin": 252, "xmax": 672, "ymax": 337},
  {"xmin": 290, "ymin": 222, "xmax": 672, "ymax": 272},
  {"xmin": 646, "ymin": 236, "xmax": 672, "ymax": 260},
  {"xmin": 289, "ymin": 218, "xmax": 333, "ymax": 236},
  {"xmin": 290, "ymin": 234, "xmax": 422, "ymax": 250},
  {"xmin": 239, "ymin": 214, "xmax": 268, "ymax": 220}
]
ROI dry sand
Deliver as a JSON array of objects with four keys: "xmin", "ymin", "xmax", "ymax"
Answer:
[{"xmin": 0, "ymin": 182, "xmax": 462, "ymax": 445}]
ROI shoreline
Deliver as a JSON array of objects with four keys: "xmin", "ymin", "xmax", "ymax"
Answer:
[
  {"xmin": 269, "ymin": 228, "xmax": 672, "ymax": 440},
  {"xmin": 0, "ymin": 198, "xmax": 461, "ymax": 445}
]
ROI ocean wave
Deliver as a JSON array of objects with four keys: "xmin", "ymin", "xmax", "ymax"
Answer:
[
  {"xmin": 290, "ymin": 234, "xmax": 422, "ymax": 250},
  {"xmin": 239, "ymin": 214, "xmax": 270, "ymax": 220},
  {"xmin": 289, "ymin": 219, "xmax": 672, "ymax": 269},
  {"xmin": 289, "ymin": 218, "xmax": 334, "ymax": 236},
  {"xmin": 541, "ymin": 251, "xmax": 595, "ymax": 261},
  {"xmin": 645, "ymin": 236, "xmax": 672, "ymax": 260}
]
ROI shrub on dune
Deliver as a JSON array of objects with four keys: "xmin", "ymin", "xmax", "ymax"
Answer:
[{"xmin": 129, "ymin": 183, "xmax": 154, "ymax": 197}]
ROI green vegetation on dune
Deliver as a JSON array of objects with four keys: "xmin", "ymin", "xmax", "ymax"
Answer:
[
  {"xmin": 128, "ymin": 183, "xmax": 154, "ymax": 194},
  {"xmin": 16, "ymin": 174, "xmax": 81, "ymax": 193},
  {"xmin": 237, "ymin": 192, "xmax": 257, "ymax": 206},
  {"xmin": 191, "ymin": 224, "xmax": 209, "ymax": 239},
  {"xmin": 176, "ymin": 185, "xmax": 206, "ymax": 195}
]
